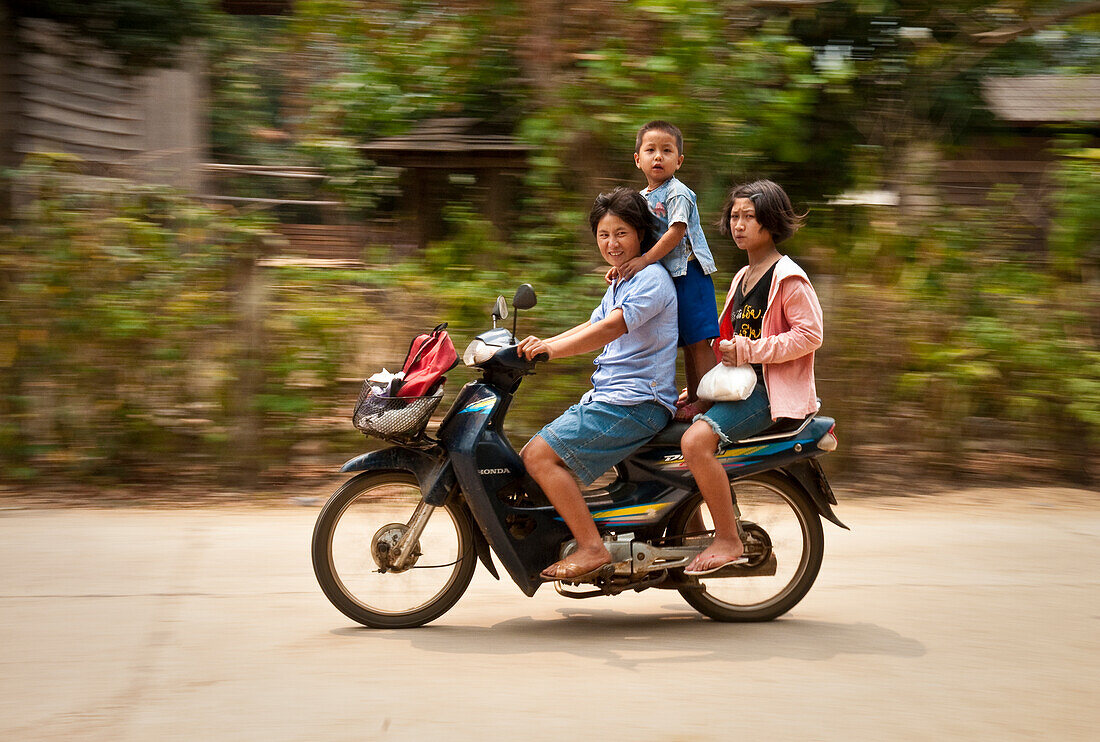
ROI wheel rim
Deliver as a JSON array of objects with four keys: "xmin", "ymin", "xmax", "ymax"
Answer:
[
  {"xmin": 688, "ymin": 478, "xmax": 811, "ymax": 611},
  {"xmin": 325, "ymin": 476, "xmax": 468, "ymax": 617}
]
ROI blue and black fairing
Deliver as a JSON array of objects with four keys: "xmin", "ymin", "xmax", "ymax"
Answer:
[
  {"xmin": 436, "ymin": 380, "xmax": 572, "ymax": 597},
  {"xmin": 627, "ymin": 415, "xmax": 847, "ymax": 529}
]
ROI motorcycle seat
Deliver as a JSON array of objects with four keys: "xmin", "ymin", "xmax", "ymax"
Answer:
[
  {"xmin": 648, "ymin": 404, "xmax": 821, "ymax": 448},
  {"xmin": 648, "ymin": 421, "xmax": 692, "ymax": 447}
]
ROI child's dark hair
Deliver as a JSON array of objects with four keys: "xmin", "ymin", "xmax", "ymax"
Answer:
[
  {"xmin": 635, "ymin": 120, "xmax": 683, "ymax": 154},
  {"xmin": 717, "ymin": 179, "xmax": 805, "ymax": 244},
  {"xmin": 589, "ymin": 187, "xmax": 658, "ymax": 253}
]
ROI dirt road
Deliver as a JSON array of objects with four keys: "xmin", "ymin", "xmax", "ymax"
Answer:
[{"xmin": 1, "ymin": 488, "xmax": 1097, "ymax": 741}]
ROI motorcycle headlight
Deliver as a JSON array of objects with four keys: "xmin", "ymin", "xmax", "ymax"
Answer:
[{"xmin": 462, "ymin": 339, "xmax": 496, "ymax": 367}]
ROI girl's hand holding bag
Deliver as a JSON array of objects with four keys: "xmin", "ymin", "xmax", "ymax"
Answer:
[{"xmin": 697, "ymin": 340, "xmax": 757, "ymax": 402}]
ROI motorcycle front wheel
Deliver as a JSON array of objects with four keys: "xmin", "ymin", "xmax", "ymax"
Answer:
[
  {"xmin": 668, "ymin": 471, "xmax": 824, "ymax": 622},
  {"xmin": 312, "ymin": 472, "xmax": 476, "ymax": 629}
]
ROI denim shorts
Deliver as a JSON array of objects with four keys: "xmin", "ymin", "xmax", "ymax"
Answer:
[
  {"xmin": 695, "ymin": 383, "xmax": 773, "ymax": 448},
  {"xmin": 537, "ymin": 400, "xmax": 671, "ymax": 484},
  {"xmin": 672, "ymin": 259, "xmax": 720, "ymax": 347}
]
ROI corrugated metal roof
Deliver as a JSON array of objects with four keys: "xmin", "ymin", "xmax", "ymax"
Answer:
[{"xmin": 982, "ymin": 75, "xmax": 1100, "ymax": 123}]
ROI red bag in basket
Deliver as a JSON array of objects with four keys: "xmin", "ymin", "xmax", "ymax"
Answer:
[{"xmin": 397, "ymin": 323, "xmax": 459, "ymax": 397}]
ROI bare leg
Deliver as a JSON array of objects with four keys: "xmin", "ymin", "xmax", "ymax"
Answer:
[
  {"xmin": 683, "ymin": 347, "xmax": 698, "ymax": 404},
  {"xmin": 680, "ymin": 420, "xmax": 744, "ymax": 571},
  {"xmin": 522, "ymin": 437, "xmax": 611, "ymax": 577},
  {"xmin": 684, "ymin": 339, "xmax": 717, "ymax": 403}
]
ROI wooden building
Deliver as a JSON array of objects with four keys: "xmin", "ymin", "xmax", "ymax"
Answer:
[
  {"xmin": 0, "ymin": 11, "xmax": 207, "ymax": 192},
  {"xmin": 358, "ymin": 118, "xmax": 531, "ymax": 251},
  {"xmin": 937, "ymin": 75, "xmax": 1100, "ymax": 208}
]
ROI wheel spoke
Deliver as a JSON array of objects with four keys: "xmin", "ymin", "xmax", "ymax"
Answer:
[
  {"xmin": 672, "ymin": 473, "xmax": 824, "ymax": 622},
  {"xmin": 313, "ymin": 473, "xmax": 475, "ymax": 627},
  {"xmin": 695, "ymin": 479, "xmax": 808, "ymax": 608}
]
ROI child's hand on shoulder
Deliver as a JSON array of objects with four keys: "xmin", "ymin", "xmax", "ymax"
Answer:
[
  {"xmin": 617, "ymin": 257, "xmax": 649, "ymax": 281},
  {"xmin": 604, "ymin": 266, "xmax": 618, "ymax": 285}
]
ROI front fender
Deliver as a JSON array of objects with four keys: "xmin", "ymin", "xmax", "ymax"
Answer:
[{"xmin": 339, "ymin": 447, "xmax": 455, "ymax": 507}]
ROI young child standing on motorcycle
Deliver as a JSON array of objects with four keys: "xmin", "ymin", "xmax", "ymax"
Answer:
[
  {"xmin": 609, "ymin": 121, "xmax": 721, "ymax": 422},
  {"xmin": 518, "ymin": 187, "xmax": 679, "ymax": 582},
  {"xmin": 681, "ymin": 179, "xmax": 824, "ymax": 576}
]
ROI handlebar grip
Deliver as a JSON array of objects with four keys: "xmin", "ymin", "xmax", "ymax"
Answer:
[{"xmin": 533, "ymin": 352, "xmax": 550, "ymax": 363}]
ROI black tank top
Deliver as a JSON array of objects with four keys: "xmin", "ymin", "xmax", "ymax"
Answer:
[{"xmin": 730, "ymin": 262, "xmax": 776, "ymax": 383}]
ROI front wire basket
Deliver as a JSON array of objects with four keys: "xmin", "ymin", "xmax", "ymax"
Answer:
[{"xmin": 352, "ymin": 382, "xmax": 444, "ymax": 440}]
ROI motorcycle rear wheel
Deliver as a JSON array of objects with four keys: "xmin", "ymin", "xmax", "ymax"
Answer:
[
  {"xmin": 312, "ymin": 472, "xmax": 476, "ymax": 629},
  {"xmin": 669, "ymin": 471, "xmax": 824, "ymax": 622}
]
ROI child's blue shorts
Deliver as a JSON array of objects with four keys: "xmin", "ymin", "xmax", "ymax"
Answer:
[
  {"xmin": 673, "ymin": 259, "xmax": 720, "ymax": 347},
  {"xmin": 536, "ymin": 400, "xmax": 670, "ymax": 485}
]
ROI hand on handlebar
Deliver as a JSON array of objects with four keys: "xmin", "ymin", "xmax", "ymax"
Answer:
[{"xmin": 516, "ymin": 336, "xmax": 553, "ymax": 362}]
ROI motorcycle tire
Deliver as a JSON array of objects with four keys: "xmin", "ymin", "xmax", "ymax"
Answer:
[
  {"xmin": 669, "ymin": 471, "xmax": 824, "ymax": 622},
  {"xmin": 312, "ymin": 471, "xmax": 477, "ymax": 629}
]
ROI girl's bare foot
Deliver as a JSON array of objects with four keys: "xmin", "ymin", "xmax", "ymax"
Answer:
[{"xmin": 685, "ymin": 536, "xmax": 745, "ymax": 575}]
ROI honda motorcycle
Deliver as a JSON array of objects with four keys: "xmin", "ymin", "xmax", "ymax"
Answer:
[{"xmin": 312, "ymin": 284, "xmax": 845, "ymax": 628}]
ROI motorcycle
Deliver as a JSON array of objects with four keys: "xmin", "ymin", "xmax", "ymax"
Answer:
[{"xmin": 312, "ymin": 284, "xmax": 846, "ymax": 628}]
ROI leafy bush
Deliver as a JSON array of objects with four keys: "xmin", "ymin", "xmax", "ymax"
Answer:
[
  {"xmin": 0, "ymin": 155, "xmax": 369, "ymax": 480},
  {"xmin": 817, "ymin": 163, "xmax": 1100, "ymax": 481}
]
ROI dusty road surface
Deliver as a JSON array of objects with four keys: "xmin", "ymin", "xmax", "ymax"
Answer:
[{"xmin": 1, "ymin": 487, "xmax": 1097, "ymax": 741}]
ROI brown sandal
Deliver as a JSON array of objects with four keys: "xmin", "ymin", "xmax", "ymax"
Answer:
[{"xmin": 540, "ymin": 558, "xmax": 613, "ymax": 582}]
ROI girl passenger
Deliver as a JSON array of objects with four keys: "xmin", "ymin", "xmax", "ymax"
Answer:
[{"xmin": 680, "ymin": 180, "xmax": 824, "ymax": 575}]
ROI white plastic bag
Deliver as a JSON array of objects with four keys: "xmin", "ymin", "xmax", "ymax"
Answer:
[
  {"xmin": 697, "ymin": 341, "xmax": 757, "ymax": 401},
  {"xmin": 367, "ymin": 367, "xmax": 405, "ymax": 396}
]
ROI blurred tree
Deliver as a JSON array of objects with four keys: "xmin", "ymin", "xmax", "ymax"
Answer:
[
  {"xmin": 208, "ymin": 13, "xmax": 299, "ymax": 166},
  {"xmin": 507, "ymin": 1, "xmax": 849, "ymax": 280},
  {"xmin": 289, "ymin": 0, "xmax": 525, "ymax": 138},
  {"xmin": 787, "ymin": 1, "xmax": 1100, "ymax": 201}
]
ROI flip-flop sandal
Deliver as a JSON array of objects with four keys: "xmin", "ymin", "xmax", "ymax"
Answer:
[
  {"xmin": 540, "ymin": 560, "xmax": 613, "ymax": 583},
  {"xmin": 683, "ymin": 555, "xmax": 749, "ymax": 576}
]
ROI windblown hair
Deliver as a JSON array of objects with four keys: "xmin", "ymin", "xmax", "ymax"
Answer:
[
  {"xmin": 717, "ymin": 179, "xmax": 806, "ymax": 244},
  {"xmin": 635, "ymin": 120, "xmax": 683, "ymax": 154},
  {"xmin": 589, "ymin": 187, "xmax": 658, "ymax": 254}
]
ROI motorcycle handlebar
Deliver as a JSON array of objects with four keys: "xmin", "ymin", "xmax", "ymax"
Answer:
[
  {"xmin": 491, "ymin": 344, "xmax": 546, "ymax": 371},
  {"xmin": 504, "ymin": 345, "xmax": 548, "ymax": 365}
]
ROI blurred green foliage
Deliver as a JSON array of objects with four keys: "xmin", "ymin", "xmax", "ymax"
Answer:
[
  {"xmin": 1049, "ymin": 147, "xmax": 1100, "ymax": 275},
  {"xmin": 0, "ymin": 156, "xmax": 370, "ymax": 479},
  {"xmin": 3, "ymin": 1, "xmax": 1099, "ymax": 485},
  {"xmin": 817, "ymin": 160, "xmax": 1100, "ymax": 479}
]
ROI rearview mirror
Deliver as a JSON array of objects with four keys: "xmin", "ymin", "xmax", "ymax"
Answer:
[
  {"xmin": 492, "ymin": 296, "xmax": 509, "ymax": 320},
  {"xmin": 512, "ymin": 284, "xmax": 537, "ymax": 311}
]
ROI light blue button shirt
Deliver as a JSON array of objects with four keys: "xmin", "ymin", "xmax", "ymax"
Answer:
[
  {"xmin": 642, "ymin": 176, "xmax": 717, "ymax": 278},
  {"xmin": 580, "ymin": 263, "xmax": 679, "ymax": 413}
]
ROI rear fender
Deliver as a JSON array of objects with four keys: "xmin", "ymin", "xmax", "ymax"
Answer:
[
  {"xmin": 783, "ymin": 459, "xmax": 848, "ymax": 530},
  {"xmin": 339, "ymin": 447, "xmax": 455, "ymax": 507}
]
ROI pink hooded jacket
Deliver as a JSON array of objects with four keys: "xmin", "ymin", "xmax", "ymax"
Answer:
[{"xmin": 715, "ymin": 255, "xmax": 823, "ymax": 420}]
